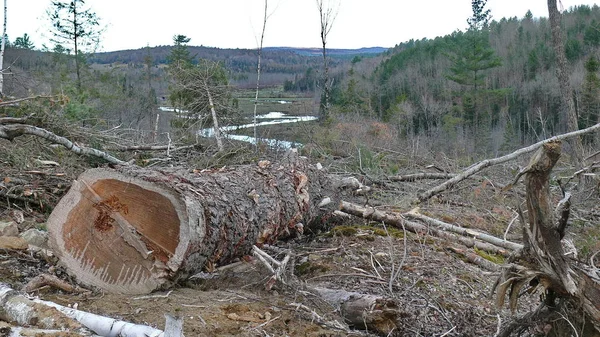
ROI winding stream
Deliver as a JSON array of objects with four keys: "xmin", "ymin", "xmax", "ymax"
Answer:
[{"xmin": 198, "ymin": 112, "xmax": 317, "ymax": 149}]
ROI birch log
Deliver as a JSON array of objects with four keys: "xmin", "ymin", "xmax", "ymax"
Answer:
[{"xmin": 47, "ymin": 153, "xmax": 340, "ymax": 294}]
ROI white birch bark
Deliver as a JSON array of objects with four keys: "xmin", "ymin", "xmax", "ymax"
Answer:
[
  {"xmin": 253, "ymin": 0, "xmax": 268, "ymax": 151},
  {"xmin": 0, "ymin": 0, "xmax": 7, "ymax": 97}
]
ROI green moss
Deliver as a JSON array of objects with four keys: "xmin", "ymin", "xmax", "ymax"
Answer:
[
  {"xmin": 329, "ymin": 225, "xmax": 358, "ymax": 237},
  {"xmin": 474, "ymin": 247, "xmax": 505, "ymax": 264},
  {"xmin": 295, "ymin": 261, "xmax": 330, "ymax": 276},
  {"xmin": 329, "ymin": 224, "xmax": 405, "ymax": 239},
  {"xmin": 367, "ymin": 226, "xmax": 405, "ymax": 238}
]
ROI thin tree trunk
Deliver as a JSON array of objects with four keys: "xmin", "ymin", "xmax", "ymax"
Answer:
[
  {"xmin": 47, "ymin": 153, "xmax": 342, "ymax": 294},
  {"xmin": 73, "ymin": 2, "xmax": 81, "ymax": 92},
  {"xmin": 317, "ymin": 0, "xmax": 337, "ymax": 122},
  {"xmin": 547, "ymin": 0, "xmax": 583, "ymax": 164},
  {"xmin": 0, "ymin": 0, "xmax": 6, "ymax": 97},
  {"xmin": 253, "ymin": 0, "xmax": 268, "ymax": 151}
]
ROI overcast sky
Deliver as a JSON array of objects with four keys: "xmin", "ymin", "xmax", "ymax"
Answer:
[{"xmin": 6, "ymin": 0, "xmax": 600, "ymax": 52}]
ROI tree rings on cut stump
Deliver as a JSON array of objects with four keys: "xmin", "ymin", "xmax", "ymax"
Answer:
[{"xmin": 47, "ymin": 169, "xmax": 198, "ymax": 294}]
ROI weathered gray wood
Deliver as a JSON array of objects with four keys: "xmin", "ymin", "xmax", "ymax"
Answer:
[{"xmin": 494, "ymin": 141, "xmax": 600, "ymax": 334}]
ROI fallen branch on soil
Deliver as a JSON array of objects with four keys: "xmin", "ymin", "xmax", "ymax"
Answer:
[
  {"xmin": 0, "ymin": 95, "xmax": 55, "ymax": 107},
  {"xmin": 403, "ymin": 210, "xmax": 523, "ymax": 251},
  {"xmin": 0, "ymin": 283, "xmax": 83, "ymax": 330},
  {"xmin": 23, "ymin": 273, "xmax": 91, "ymax": 294},
  {"xmin": 252, "ymin": 245, "xmax": 401, "ymax": 336},
  {"xmin": 0, "ymin": 124, "xmax": 127, "ymax": 165},
  {"xmin": 446, "ymin": 246, "xmax": 500, "ymax": 272},
  {"xmin": 416, "ymin": 122, "xmax": 600, "ymax": 203},
  {"xmin": 252, "ymin": 245, "xmax": 291, "ymax": 290},
  {"xmin": 0, "ymin": 323, "xmax": 95, "ymax": 336},
  {"xmin": 288, "ymin": 302, "xmax": 349, "ymax": 332},
  {"xmin": 339, "ymin": 201, "xmax": 517, "ymax": 257},
  {"xmin": 390, "ymin": 172, "xmax": 455, "ymax": 182},
  {"xmin": 0, "ymin": 113, "xmax": 35, "ymax": 124},
  {"xmin": 312, "ymin": 287, "xmax": 400, "ymax": 335}
]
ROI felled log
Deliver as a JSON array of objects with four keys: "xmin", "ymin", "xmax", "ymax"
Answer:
[
  {"xmin": 47, "ymin": 153, "xmax": 343, "ymax": 294},
  {"xmin": 339, "ymin": 201, "xmax": 516, "ymax": 257},
  {"xmin": 0, "ymin": 283, "xmax": 82, "ymax": 330}
]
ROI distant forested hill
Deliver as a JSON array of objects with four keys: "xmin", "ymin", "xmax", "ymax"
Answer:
[
  {"xmin": 329, "ymin": 4, "xmax": 600, "ymax": 154},
  {"xmin": 88, "ymin": 46, "xmax": 386, "ymax": 74}
]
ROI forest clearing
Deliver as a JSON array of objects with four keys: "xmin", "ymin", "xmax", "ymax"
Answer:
[{"xmin": 2, "ymin": 0, "xmax": 600, "ymax": 336}]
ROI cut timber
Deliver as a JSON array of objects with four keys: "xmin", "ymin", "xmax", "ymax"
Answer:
[{"xmin": 47, "ymin": 154, "xmax": 338, "ymax": 294}]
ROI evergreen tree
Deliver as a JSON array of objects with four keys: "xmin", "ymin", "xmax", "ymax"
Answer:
[
  {"xmin": 446, "ymin": 0, "xmax": 501, "ymax": 130},
  {"xmin": 467, "ymin": 0, "xmax": 491, "ymax": 30},
  {"xmin": 167, "ymin": 35, "xmax": 194, "ymax": 114},
  {"xmin": 581, "ymin": 55, "xmax": 600, "ymax": 135},
  {"xmin": 167, "ymin": 35, "xmax": 193, "ymax": 68},
  {"xmin": 14, "ymin": 33, "xmax": 34, "ymax": 49},
  {"xmin": 47, "ymin": 0, "xmax": 102, "ymax": 92}
]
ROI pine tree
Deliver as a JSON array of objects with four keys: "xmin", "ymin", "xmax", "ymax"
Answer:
[
  {"xmin": 14, "ymin": 33, "xmax": 35, "ymax": 49},
  {"xmin": 167, "ymin": 35, "xmax": 194, "ymax": 114},
  {"xmin": 47, "ymin": 0, "xmax": 102, "ymax": 92},
  {"xmin": 447, "ymin": 0, "xmax": 501, "ymax": 131},
  {"xmin": 581, "ymin": 56, "xmax": 600, "ymax": 136}
]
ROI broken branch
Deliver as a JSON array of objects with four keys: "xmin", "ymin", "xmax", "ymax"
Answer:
[
  {"xmin": 0, "ymin": 123, "xmax": 127, "ymax": 165},
  {"xmin": 416, "ymin": 122, "xmax": 600, "ymax": 203}
]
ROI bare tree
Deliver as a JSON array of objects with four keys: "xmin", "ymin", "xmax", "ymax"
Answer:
[
  {"xmin": 316, "ymin": 0, "xmax": 338, "ymax": 122},
  {"xmin": 547, "ymin": 0, "xmax": 584, "ymax": 164},
  {"xmin": 0, "ymin": 0, "xmax": 7, "ymax": 97},
  {"xmin": 253, "ymin": 0, "xmax": 269, "ymax": 152}
]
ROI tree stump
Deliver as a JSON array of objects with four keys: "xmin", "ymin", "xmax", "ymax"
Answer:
[
  {"xmin": 494, "ymin": 140, "xmax": 600, "ymax": 335},
  {"xmin": 47, "ymin": 155, "xmax": 338, "ymax": 294}
]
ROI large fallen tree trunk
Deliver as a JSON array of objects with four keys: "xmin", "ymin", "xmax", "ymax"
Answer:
[{"xmin": 47, "ymin": 153, "xmax": 346, "ymax": 294}]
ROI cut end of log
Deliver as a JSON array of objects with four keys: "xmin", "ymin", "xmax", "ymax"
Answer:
[{"xmin": 47, "ymin": 169, "xmax": 197, "ymax": 295}]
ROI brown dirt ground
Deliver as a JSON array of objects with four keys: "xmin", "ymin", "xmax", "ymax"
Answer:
[{"xmin": 0, "ymin": 208, "xmax": 535, "ymax": 336}]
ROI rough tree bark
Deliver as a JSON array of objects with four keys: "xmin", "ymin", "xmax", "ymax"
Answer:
[{"xmin": 47, "ymin": 153, "xmax": 344, "ymax": 294}]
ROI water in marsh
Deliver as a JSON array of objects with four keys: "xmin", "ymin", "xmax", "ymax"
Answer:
[{"xmin": 162, "ymin": 97, "xmax": 318, "ymax": 148}]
